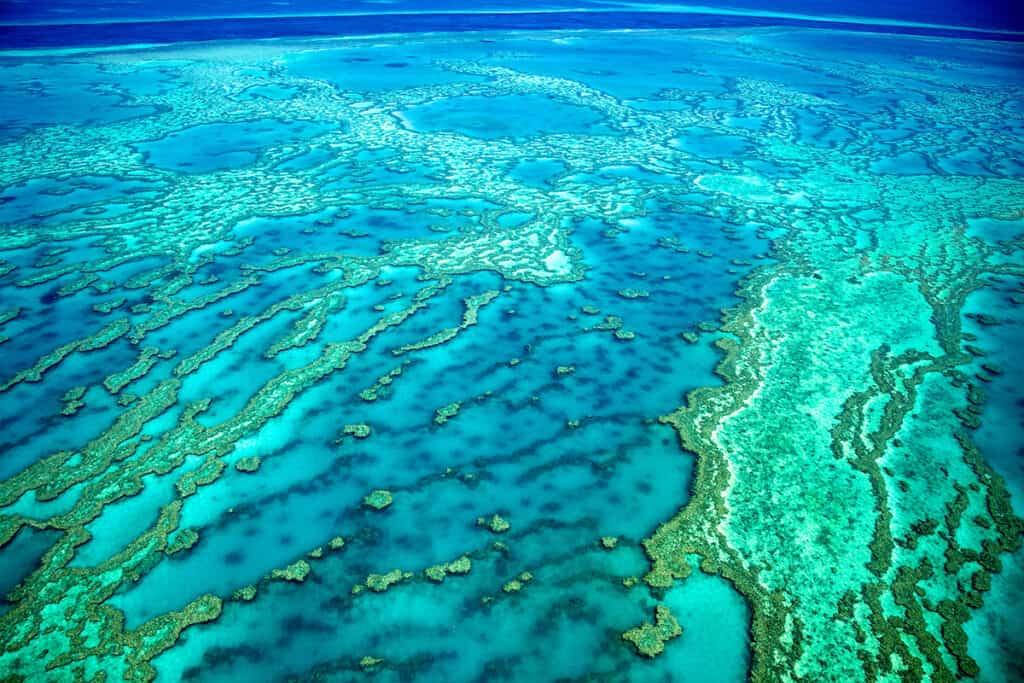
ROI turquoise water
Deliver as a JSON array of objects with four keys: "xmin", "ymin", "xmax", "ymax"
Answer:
[
  {"xmin": 399, "ymin": 93, "xmax": 617, "ymax": 139},
  {"xmin": 0, "ymin": 19, "xmax": 1022, "ymax": 683},
  {"xmin": 135, "ymin": 119, "xmax": 341, "ymax": 174}
]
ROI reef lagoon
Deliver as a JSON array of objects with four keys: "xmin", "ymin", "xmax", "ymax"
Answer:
[{"xmin": 0, "ymin": 9, "xmax": 1023, "ymax": 683}]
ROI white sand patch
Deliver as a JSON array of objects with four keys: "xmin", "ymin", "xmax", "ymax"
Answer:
[{"xmin": 544, "ymin": 249, "xmax": 570, "ymax": 273}]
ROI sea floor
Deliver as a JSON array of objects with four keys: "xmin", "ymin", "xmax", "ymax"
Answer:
[{"xmin": 0, "ymin": 25, "xmax": 1022, "ymax": 682}]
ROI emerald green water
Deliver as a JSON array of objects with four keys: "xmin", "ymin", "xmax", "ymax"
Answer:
[{"xmin": 0, "ymin": 25, "xmax": 1022, "ymax": 682}]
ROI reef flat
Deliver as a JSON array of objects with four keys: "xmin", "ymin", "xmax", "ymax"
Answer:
[{"xmin": 0, "ymin": 25, "xmax": 1022, "ymax": 682}]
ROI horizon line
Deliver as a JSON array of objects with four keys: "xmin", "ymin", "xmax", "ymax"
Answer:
[{"xmin": 1, "ymin": 4, "xmax": 1022, "ymax": 38}]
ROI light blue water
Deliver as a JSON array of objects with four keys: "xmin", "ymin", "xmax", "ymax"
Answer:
[
  {"xmin": 399, "ymin": 93, "xmax": 617, "ymax": 140},
  {"xmin": 0, "ymin": 17, "xmax": 1021, "ymax": 683},
  {"xmin": 136, "ymin": 119, "xmax": 341, "ymax": 173}
]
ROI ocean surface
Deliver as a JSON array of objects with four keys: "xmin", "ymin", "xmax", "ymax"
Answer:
[{"xmin": 0, "ymin": 3, "xmax": 1022, "ymax": 682}]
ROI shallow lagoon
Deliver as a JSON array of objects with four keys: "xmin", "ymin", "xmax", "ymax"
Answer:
[
  {"xmin": 0, "ymin": 22, "xmax": 1022, "ymax": 683},
  {"xmin": 399, "ymin": 93, "xmax": 616, "ymax": 139}
]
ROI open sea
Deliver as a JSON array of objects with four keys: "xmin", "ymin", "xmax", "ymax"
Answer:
[{"xmin": 0, "ymin": 2, "xmax": 1022, "ymax": 681}]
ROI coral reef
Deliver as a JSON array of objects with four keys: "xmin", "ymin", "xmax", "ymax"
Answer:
[
  {"xmin": 234, "ymin": 456, "xmax": 262, "ymax": 473},
  {"xmin": 622, "ymin": 605, "xmax": 682, "ymax": 657},
  {"xmin": 478, "ymin": 514, "xmax": 510, "ymax": 533},
  {"xmin": 362, "ymin": 490, "xmax": 394, "ymax": 511},
  {"xmin": 0, "ymin": 24, "xmax": 1019, "ymax": 683},
  {"xmin": 271, "ymin": 559, "xmax": 311, "ymax": 582}
]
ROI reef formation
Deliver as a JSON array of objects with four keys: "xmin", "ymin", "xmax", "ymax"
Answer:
[{"xmin": 0, "ymin": 25, "xmax": 1022, "ymax": 683}]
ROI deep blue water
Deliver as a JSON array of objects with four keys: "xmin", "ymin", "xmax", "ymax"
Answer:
[
  {"xmin": 1, "ymin": 2, "xmax": 1022, "ymax": 50},
  {"xmin": 1, "ymin": 0, "xmax": 1022, "ymax": 31}
]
